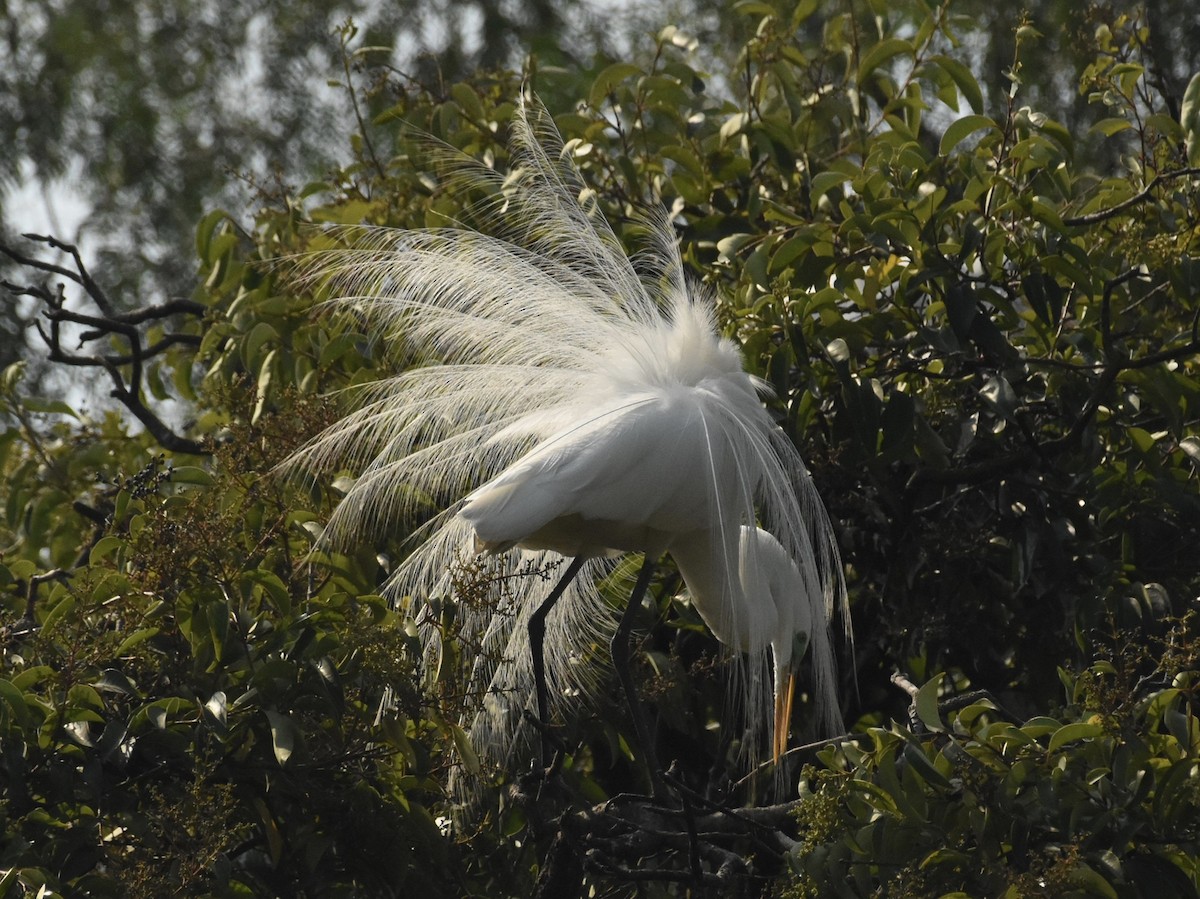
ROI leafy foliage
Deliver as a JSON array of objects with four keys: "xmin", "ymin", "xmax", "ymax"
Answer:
[
  {"xmin": 789, "ymin": 627, "xmax": 1200, "ymax": 897},
  {"xmin": 2, "ymin": 1, "xmax": 1200, "ymax": 895},
  {"xmin": 1, "ymin": 386, "xmax": 457, "ymax": 896}
]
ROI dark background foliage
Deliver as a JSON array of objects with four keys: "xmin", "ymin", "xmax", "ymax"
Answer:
[{"xmin": 2, "ymin": 1, "xmax": 1200, "ymax": 896}]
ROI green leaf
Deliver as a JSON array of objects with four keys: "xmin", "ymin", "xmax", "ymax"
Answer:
[
  {"xmin": 11, "ymin": 665, "xmax": 55, "ymax": 691},
  {"xmin": 114, "ymin": 627, "xmax": 160, "ymax": 656},
  {"xmin": 902, "ymin": 740, "xmax": 952, "ymax": 788},
  {"xmin": 203, "ymin": 690, "xmax": 228, "ymax": 735},
  {"xmin": 20, "ymin": 396, "xmax": 79, "ymax": 418},
  {"xmin": 720, "ymin": 111, "xmax": 749, "ymax": 142},
  {"xmin": 207, "ymin": 600, "xmax": 229, "ymax": 662},
  {"xmin": 252, "ymin": 348, "xmax": 278, "ymax": 424},
  {"xmin": 244, "ymin": 569, "xmax": 292, "ymax": 615},
  {"xmin": 919, "ymin": 848, "xmax": 972, "ymax": 871},
  {"xmin": 1047, "ymin": 721, "xmax": 1105, "ymax": 753},
  {"xmin": 589, "ymin": 63, "xmax": 642, "ymax": 108},
  {"xmin": 252, "ymin": 796, "xmax": 285, "ymax": 866},
  {"xmin": 173, "ymin": 350, "xmax": 198, "ymax": 401},
  {"xmin": 1128, "ymin": 427, "xmax": 1156, "ymax": 454},
  {"xmin": 90, "ymin": 534, "xmax": 125, "ymax": 562},
  {"xmin": 41, "ymin": 594, "xmax": 76, "ymax": 632},
  {"xmin": 733, "ymin": 0, "xmax": 776, "ymax": 16},
  {"xmin": 789, "ymin": 0, "xmax": 818, "ymax": 26},
  {"xmin": 769, "ymin": 234, "xmax": 813, "ymax": 274},
  {"xmin": 95, "ymin": 668, "xmax": 142, "ymax": 697},
  {"xmin": 811, "ymin": 171, "xmax": 849, "ymax": 201},
  {"xmin": 0, "ymin": 678, "xmax": 31, "ymax": 728},
  {"xmin": 169, "ymin": 465, "xmax": 215, "ymax": 487},
  {"xmin": 242, "ymin": 321, "xmax": 279, "ymax": 373},
  {"xmin": 660, "ymin": 144, "xmax": 704, "ymax": 178},
  {"xmin": 450, "ymin": 82, "xmax": 484, "ymax": 121},
  {"xmin": 0, "ymin": 863, "xmax": 20, "ymax": 896},
  {"xmin": 382, "ymin": 713, "xmax": 416, "ymax": 764},
  {"xmin": 915, "ymin": 673, "xmax": 946, "ymax": 732},
  {"xmin": 856, "ymin": 38, "xmax": 913, "ymax": 87},
  {"xmin": 1164, "ymin": 699, "xmax": 1197, "ymax": 745},
  {"xmin": 716, "ymin": 233, "xmax": 754, "ymax": 262},
  {"xmin": 196, "ymin": 209, "xmax": 231, "ymax": 263},
  {"xmin": 451, "ymin": 722, "xmax": 481, "ymax": 775},
  {"xmin": 318, "ymin": 332, "xmax": 358, "ymax": 368},
  {"xmin": 939, "ymin": 115, "xmax": 999, "ymax": 156},
  {"xmin": 1068, "ymin": 861, "xmax": 1119, "ymax": 899},
  {"xmin": 1091, "ymin": 117, "xmax": 1132, "ymax": 137},
  {"xmin": 1179, "ymin": 436, "xmax": 1200, "ymax": 467},
  {"xmin": 930, "ymin": 55, "xmax": 984, "ymax": 113}
]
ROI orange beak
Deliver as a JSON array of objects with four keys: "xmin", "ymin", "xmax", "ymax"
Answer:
[{"xmin": 773, "ymin": 672, "xmax": 797, "ymax": 763}]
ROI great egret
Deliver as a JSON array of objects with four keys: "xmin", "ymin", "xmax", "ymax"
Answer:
[{"xmin": 290, "ymin": 95, "xmax": 848, "ymax": 794}]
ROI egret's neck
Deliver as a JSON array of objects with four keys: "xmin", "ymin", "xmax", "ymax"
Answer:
[{"xmin": 670, "ymin": 528, "xmax": 746, "ymax": 651}]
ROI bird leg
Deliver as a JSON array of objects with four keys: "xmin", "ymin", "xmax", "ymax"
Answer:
[
  {"xmin": 528, "ymin": 555, "xmax": 587, "ymax": 770},
  {"xmin": 520, "ymin": 709, "xmax": 567, "ymax": 774},
  {"xmin": 611, "ymin": 556, "xmax": 666, "ymax": 796}
]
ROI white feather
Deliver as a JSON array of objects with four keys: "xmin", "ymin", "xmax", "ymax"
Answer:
[{"xmin": 285, "ymin": 95, "xmax": 848, "ymax": 801}]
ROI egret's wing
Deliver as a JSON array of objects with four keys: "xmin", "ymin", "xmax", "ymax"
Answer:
[{"xmin": 462, "ymin": 391, "xmax": 742, "ymax": 555}]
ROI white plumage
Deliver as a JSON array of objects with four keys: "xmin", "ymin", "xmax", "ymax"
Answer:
[{"xmin": 289, "ymin": 95, "xmax": 848, "ymax": 795}]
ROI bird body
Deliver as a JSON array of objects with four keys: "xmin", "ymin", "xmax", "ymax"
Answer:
[
  {"xmin": 462, "ymin": 360, "xmax": 747, "ymax": 558},
  {"xmin": 290, "ymin": 96, "xmax": 848, "ymax": 796}
]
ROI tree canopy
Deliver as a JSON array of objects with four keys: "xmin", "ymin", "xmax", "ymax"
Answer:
[{"xmin": 2, "ymin": 2, "xmax": 1200, "ymax": 896}]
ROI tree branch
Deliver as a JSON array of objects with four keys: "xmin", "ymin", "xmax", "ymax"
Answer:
[
  {"xmin": 1, "ymin": 235, "xmax": 207, "ymax": 456},
  {"xmin": 527, "ymin": 786, "xmax": 803, "ymax": 896},
  {"xmin": 1062, "ymin": 167, "xmax": 1200, "ymax": 226},
  {"xmin": 2, "ymin": 233, "xmax": 116, "ymax": 313},
  {"xmin": 1065, "ymin": 166, "xmax": 1200, "ymax": 225}
]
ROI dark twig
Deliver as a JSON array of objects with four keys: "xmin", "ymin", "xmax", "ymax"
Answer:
[
  {"xmin": 1044, "ymin": 270, "xmax": 1193, "ymax": 455},
  {"xmin": 1, "ymin": 235, "xmax": 207, "ymax": 455},
  {"xmin": 20, "ymin": 568, "xmax": 70, "ymax": 625},
  {"xmin": 540, "ymin": 787, "xmax": 801, "ymax": 892},
  {"xmin": 940, "ymin": 688, "xmax": 1020, "ymax": 722},
  {"xmin": 3, "ymin": 233, "xmax": 115, "ymax": 313},
  {"xmin": 527, "ymin": 786, "xmax": 801, "ymax": 896},
  {"xmin": 1062, "ymin": 167, "xmax": 1200, "ymax": 226}
]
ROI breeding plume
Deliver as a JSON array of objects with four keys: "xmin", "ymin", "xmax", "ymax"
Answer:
[{"xmin": 290, "ymin": 96, "xmax": 847, "ymax": 791}]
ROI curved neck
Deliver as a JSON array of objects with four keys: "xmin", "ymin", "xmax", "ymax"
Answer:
[{"xmin": 670, "ymin": 527, "xmax": 747, "ymax": 651}]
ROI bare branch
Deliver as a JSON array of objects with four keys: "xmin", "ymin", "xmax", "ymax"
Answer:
[
  {"xmin": 17, "ymin": 233, "xmax": 115, "ymax": 313},
  {"xmin": 1, "ymin": 243, "xmax": 85, "ymax": 290},
  {"xmin": 1, "ymin": 234, "xmax": 208, "ymax": 456}
]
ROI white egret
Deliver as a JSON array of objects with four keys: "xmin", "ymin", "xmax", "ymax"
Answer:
[{"xmin": 289, "ymin": 95, "xmax": 848, "ymax": 794}]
